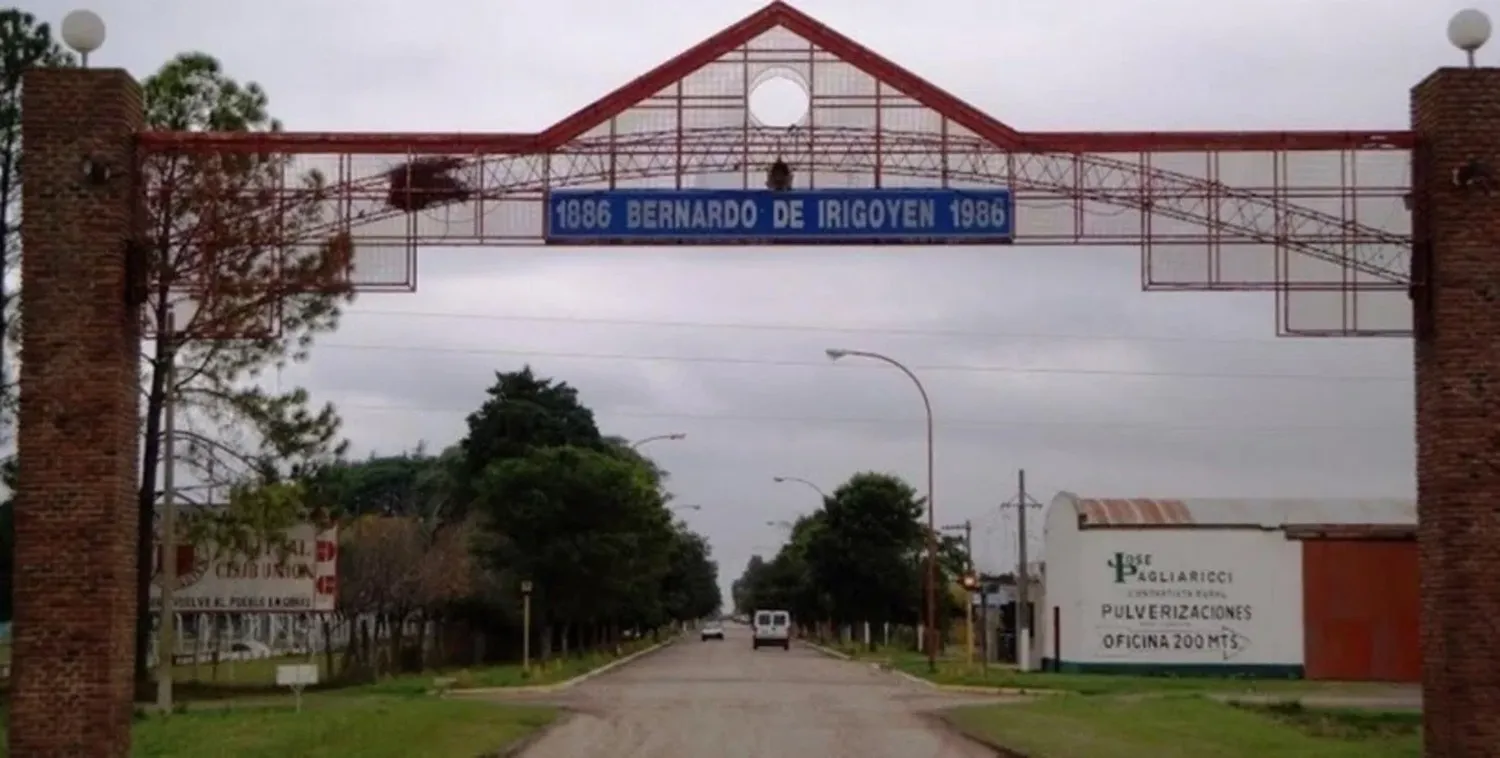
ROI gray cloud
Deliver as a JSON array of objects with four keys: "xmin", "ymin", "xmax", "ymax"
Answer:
[{"xmin": 61, "ymin": 0, "xmax": 1452, "ymax": 598}]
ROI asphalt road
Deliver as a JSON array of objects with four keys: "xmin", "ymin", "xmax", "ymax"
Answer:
[{"xmin": 511, "ymin": 626, "xmax": 1006, "ymax": 757}]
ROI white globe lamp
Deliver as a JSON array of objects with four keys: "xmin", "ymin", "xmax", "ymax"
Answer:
[
  {"xmin": 60, "ymin": 10, "xmax": 106, "ymax": 67},
  {"xmin": 1448, "ymin": 9, "xmax": 1492, "ymax": 68}
]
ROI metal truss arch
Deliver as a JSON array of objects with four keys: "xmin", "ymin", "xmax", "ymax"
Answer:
[{"xmin": 318, "ymin": 126, "xmax": 1408, "ymax": 291}]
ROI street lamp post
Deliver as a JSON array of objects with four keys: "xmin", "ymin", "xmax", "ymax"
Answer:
[
  {"xmin": 825, "ymin": 347, "xmax": 938, "ymax": 674},
  {"xmin": 772, "ymin": 476, "xmax": 828, "ymax": 501},
  {"xmin": 670, "ymin": 504, "xmax": 702, "ymax": 512},
  {"xmin": 630, "ymin": 433, "xmax": 687, "ymax": 450}
]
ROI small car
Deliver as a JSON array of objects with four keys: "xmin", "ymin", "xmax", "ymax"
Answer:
[{"xmin": 701, "ymin": 622, "xmax": 725, "ymax": 641}]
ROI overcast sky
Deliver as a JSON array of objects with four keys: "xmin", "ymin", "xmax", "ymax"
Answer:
[{"xmin": 51, "ymin": 0, "xmax": 1474, "ymax": 598}]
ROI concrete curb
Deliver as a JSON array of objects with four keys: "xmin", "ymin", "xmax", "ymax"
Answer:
[
  {"xmin": 888, "ymin": 667, "xmax": 939, "ymax": 688},
  {"xmin": 451, "ymin": 636, "xmax": 678, "ymax": 697}
]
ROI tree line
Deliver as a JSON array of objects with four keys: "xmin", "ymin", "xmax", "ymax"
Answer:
[
  {"xmin": 0, "ymin": 10, "xmax": 720, "ymax": 684},
  {"xmin": 312, "ymin": 367, "xmax": 722, "ymax": 678},
  {"xmin": 730, "ymin": 472, "xmax": 970, "ymax": 649}
]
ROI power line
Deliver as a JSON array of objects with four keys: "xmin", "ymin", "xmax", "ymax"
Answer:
[
  {"xmin": 310, "ymin": 340, "xmax": 1412, "ymax": 383},
  {"xmin": 344, "ymin": 306, "xmax": 1406, "ymax": 348},
  {"xmin": 334, "ymin": 401, "xmax": 1407, "ymax": 434}
]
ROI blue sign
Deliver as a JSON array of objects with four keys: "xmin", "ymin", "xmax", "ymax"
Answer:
[{"xmin": 544, "ymin": 188, "xmax": 1014, "ymax": 244}]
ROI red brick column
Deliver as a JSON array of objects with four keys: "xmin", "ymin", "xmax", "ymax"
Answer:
[
  {"xmin": 13, "ymin": 69, "xmax": 143, "ymax": 757},
  {"xmin": 1412, "ymin": 67, "xmax": 1500, "ymax": 757}
]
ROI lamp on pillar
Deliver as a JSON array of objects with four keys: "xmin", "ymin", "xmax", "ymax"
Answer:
[
  {"xmin": 59, "ymin": 10, "xmax": 106, "ymax": 67},
  {"xmin": 1448, "ymin": 8, "xmax": 1492, "ymax": 68}
]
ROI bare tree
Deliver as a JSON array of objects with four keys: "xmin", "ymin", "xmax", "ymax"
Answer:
[
  {"xmin": 411, "ymin": 518, "xmax": 477, "ymax": 667},
  {"xmin": 336, "ymin": 516, "xmax": 423, "ymax": 678}
]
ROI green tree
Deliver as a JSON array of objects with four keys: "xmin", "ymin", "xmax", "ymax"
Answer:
[
  {"xmin": 661, "ymin": 525, "xmax": 722, "ymax": 622},
  {"xmin": 729, "ymin": 474, "xmax": 964, "ymax": 646},
  {"xmin": 731, "ymin": 555, "xmax": 767, "ymax": 616},
  {"xmin": 803, "ymin": 472, "xmax": 926, "ymax": 639},
  {"xmin": 460, "ymin": 367, "xmax": 602, "ymax": 462},
  {"xmin": 131, "ymin": 52, "xmax": 354, "ymax": 682},
  {"xmin": 779, "ymin": 512, "xmax": 833, "ymax": 623},
  {"xmin": 446, "ymin": 365, "xmax": 701, "ymax": 658},
  {"xmin": 0, "ymin": 10, "xmax": 74, "ymax": 428},
  {"xmin": 314, "ymin": 446, "xmax": 458, "ymax": 520},
  {"xmin": 474, "ymin": 445, "xmax": 674, "ymax": 653},
  {"xmin": 731, "ymin": 512, "xmax": 830, "ymax": 624},
  {"xmin": 455, "ymin": 367, "xmax": 603, "ymax": 517}
]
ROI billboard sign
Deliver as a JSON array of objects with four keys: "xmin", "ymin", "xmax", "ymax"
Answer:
[
  {"xmin": 149, "ymin": 522, "xmax": 338, "ymax": 613},
  {"xmin": 1076, "ymin": 530, "xmax": 1302, "ymax": 667}
]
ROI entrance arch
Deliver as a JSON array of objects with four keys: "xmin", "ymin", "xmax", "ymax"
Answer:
[{"xmin": 15, "ymin": 2, "xmax": 1487, "ymax": 755}]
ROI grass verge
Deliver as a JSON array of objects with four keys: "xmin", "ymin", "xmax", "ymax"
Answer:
[
  {"xmin": 0, "ymin": 637, "xmax": 661, "ymax": 754},
  {"xmin": 0, "ymin": 697, "xmax": 557, "ymax": 758},
  {"xmin": 131, "ymin": 636, "xmax": 665, "ymax": 703},
  {"xmin": 941, "ymin": 695, "xmax": 1421, "ymax": 758}
]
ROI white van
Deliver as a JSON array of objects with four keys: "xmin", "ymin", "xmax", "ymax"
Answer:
[{"xmin": 752, "ymin": 609, "xmax": 791, "ymax": 650}]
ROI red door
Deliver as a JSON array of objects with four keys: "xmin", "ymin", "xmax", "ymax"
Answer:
[{"xmin": 1302, "ymin": 539, "xmax": 1419, "ymax": 682}]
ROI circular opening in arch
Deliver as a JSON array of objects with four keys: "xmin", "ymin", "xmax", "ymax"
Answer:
[{"xmin": 748, "ymin": 71, "xmax": 810, "ymax": 128}]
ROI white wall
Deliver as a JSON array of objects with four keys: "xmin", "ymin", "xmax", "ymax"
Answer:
[
  {"xmin": 1060, "ymin": 528, "xmax": 1303, "ymax": 670},
  {"xmin": 1039, "ymin": 495, "xmax": 1080, "ymax": 665}
]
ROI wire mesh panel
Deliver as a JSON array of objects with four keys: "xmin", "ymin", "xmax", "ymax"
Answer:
[{"xmin": 135, "ymin": 2, "xmax": 1415, "ymax": 338}]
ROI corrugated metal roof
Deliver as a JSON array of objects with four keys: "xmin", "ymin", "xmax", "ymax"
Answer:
[{"xmin": 1056, "ymin": 492, "xmax": 1415, "ymax": 529}]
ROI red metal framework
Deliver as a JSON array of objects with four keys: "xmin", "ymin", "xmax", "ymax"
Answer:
[{"xmin": 137, "ymin": 1, "xmax": 1415, "ymax": 338}]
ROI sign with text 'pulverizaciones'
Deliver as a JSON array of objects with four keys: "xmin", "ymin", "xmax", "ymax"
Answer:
[
  {"xmin": 1077, "ymin": 531, "xmax": 1303, "ymax": 668},
  {"xmin": 149, "ymin": 523, "xmax": 338, "ymax": 614},
  {"xmin": 544, "ymin": 188, "xmax": 1015, "ymax": 244}
]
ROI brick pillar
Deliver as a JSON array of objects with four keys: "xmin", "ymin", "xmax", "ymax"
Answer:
[
  {"xmin": 13, "ymin": 69, "xmax": 143, "ymax": 757},
  {"xmin": 1412, "ymin": 67, "xmax": 1500, "ymax": 757}
]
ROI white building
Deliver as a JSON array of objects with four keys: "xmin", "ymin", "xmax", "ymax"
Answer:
[{"xmin": 1038, "ymin": 493, "xmax": 1418, "ymax": 680}]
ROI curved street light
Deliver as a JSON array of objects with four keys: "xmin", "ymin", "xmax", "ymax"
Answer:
[
  {"xmin": 630, "ymin": 432, "xmax": 687, "ymax": 450},
  {"xmin": 766, "ymin": 519, "xmax": 794, "ymax": 530},
  {"xmin": 825, "ymin": 347, "xmax": 938, "ymax": 674},
  {"xmin": 671, "ymin": 504, "xmax": 703, "ymax": 512},
  {"xmin": 772, "ymin": 475, "xmax": 828, "ymax": 500}
]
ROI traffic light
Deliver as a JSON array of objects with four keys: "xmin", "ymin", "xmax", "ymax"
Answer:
[{"xmin": 961, "ymin": 574, "xmax": 978, "ymax": 589}]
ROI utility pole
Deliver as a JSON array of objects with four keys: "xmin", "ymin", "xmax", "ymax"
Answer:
[
  {"xmin": 1002, "ymin": 469, "xmax": 1044, "ymax": 671},
  {"xmin": 1016, "ymin": 469, "xmax": 1029, "ymax": 671},
  {"xmin": 156, "ymin": 309, "xmax": 179, "ymax": 712}
]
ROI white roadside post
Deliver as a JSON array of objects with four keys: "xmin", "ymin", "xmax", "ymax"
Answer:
[
  {"xmin": 276, "ymin": 663, "xmax": 319, "ymax": 713},
  {"xmin": 521, "ymin": 580, "xmax": 534, "ymax": 673}
]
